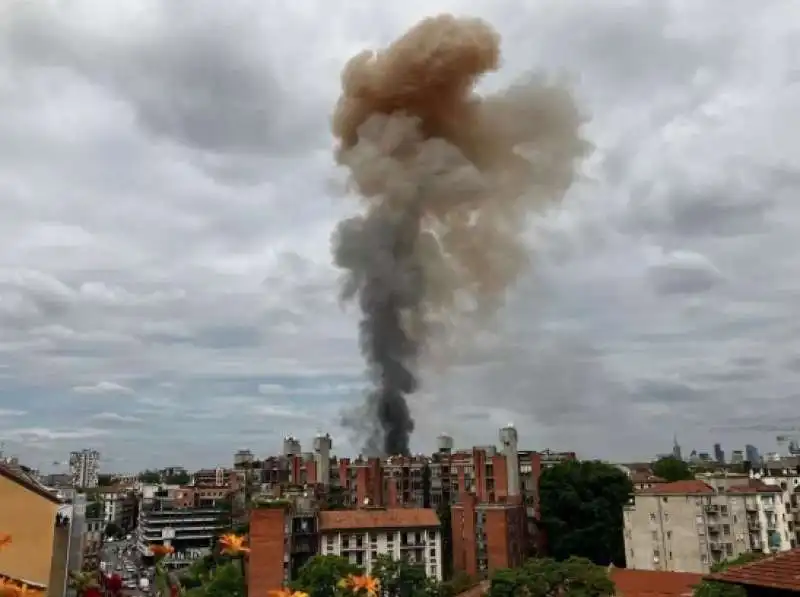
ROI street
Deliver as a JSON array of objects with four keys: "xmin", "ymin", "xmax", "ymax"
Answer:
[{"xmin": 100, "ymin": 537, "xmax": 153, "ymax": 597}]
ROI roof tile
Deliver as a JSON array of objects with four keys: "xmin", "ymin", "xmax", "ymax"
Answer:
[
  {"xmin": 611, "ymin": 569, "xmax": 703, "ymax": 597},
  {"xmin": 705, "ymin": 548, "xmax": 800, "ymax": 591},
  {"xmin": 638, "ymin": 480, "xmax": 715, "ymax": 495},
  {"xmin": 318, "ymin": 508, "xmax": 440, "ymax": 531}
]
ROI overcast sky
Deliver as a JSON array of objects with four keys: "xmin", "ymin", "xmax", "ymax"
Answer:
[{"xmin": 1, "ymin": 0, "xmax": 799, "ymax": 474}]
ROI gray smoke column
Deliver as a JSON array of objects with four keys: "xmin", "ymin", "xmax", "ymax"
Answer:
[{"xmin": 331, "ymin": 14, "xmax": 590, "ymax": 456}]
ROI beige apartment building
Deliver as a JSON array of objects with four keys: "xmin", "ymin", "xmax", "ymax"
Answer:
[{"xmin": 623, "ymin": 479, "xmax": 789, "ymax": 574}]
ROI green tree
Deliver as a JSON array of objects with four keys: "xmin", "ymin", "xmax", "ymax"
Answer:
[
  {"xmin": 97, "ymin": 474, "xmax": 115, "ymax": 487},
  {"xmin": 290, "ymin": 555, "xmax": 363, "ymax": 597},
  {"xmin": 538, "ymin": 460, "xmax": 632, "ymax": 566},
  {"xmin": 104, "ymin": 522, "xmax": 125, "ymax": 539},
  {"xmin": 371, "ymin": 554, "xmax": 431, "ymax": 597},
  {"xmin": 651, "ymin": 456, "xmax": 694, "ymax": 482},
  {"xmin": 165, "ymin": 471, "xmax": 191, "ymax": 485},
  {"xmin": 488, "ymin": 557, "xmax": 613, "ymax": 597},
  {"xmin": 203, "ymin": 561, "xmax": 246, "ymax": 597},
  {"xmin": 694, "ymin": 552, "xmax": 767, "ymax": 597},
  {"xmin": 436, "ymin": 503, "xmax": 453, "ymax": 580},
  {"xmin": 139, "ymin": 470, "xmax": 161, "ymax": 483}
]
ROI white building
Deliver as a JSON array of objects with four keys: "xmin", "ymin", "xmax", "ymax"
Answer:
[
  {"xmin": 318, "ymin": 508, "xmax": 443, "ymax": 581},
  {"xmin": 69, "ymin": 449, "xmax": 100, "ymax": 489}
]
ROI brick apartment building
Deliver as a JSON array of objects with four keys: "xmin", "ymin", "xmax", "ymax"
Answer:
[
  {"xmin": 248, "ymin": 498, "xmax": 443, "ymax": 597},
  {"xmin": 451, "ymin": 493, "xmax": 527, "ymax": 577}
]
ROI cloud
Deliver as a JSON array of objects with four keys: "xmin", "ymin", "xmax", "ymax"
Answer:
[
  {"xmin": 0, "ymin": 0, "xmax": 799, "ymax": 469},
  {"xmin": 90, "ymin": 412, "xmax": 143, "ymax": 424},
  {"xmin": 72, "ymin": 382, "xmax": 135, "ymax": 396}
]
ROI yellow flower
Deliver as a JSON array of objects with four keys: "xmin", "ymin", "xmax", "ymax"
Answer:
[
  {"xmin": 218, "ymin": 533, "xmax": 250, "ymax": 555},
  {"xmin": 339, "ymin": 575, "xmax": 380, "ymax": 596},
  {"xmin": 0, "ymin": 534, "xmax": 11, "ymax": 551}
]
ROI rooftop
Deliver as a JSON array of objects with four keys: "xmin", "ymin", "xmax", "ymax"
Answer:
[
  {"xmin": 726, "ymin": 480, "xmax": 783, "ymax": 494},
  {"xmin": 638, "ymin": 480, "xmax": 714, "ymax": 496},
  {"xmin": 610, "ymin": 569, "xmax": 703, "ymax": 597},
  {"xmin": 705, "ymin": 548, "xmax": 800, "ymax": 591},
  {"xmin": 318, "ymin": 508, "xmax": 440, "ymax": 531},
  {"xmin": 0, "ymin": 463, "xmax": 61, "ymax": 504}
]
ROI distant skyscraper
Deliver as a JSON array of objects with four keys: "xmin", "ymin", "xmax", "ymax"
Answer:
[
  {"xmin": 745, "ymin": 444, "xmax": 760, "ymax": 465},
  {"xmin": 713, "ymin": 443, "xmax": 725, "ymax": 464},
  {"xmin": 672, "ymin": 434, "xmax": 682, "ymax": 461},
  {"xmin": 69, "ymin": 449, "xmax": 100, "ymax": 488}
]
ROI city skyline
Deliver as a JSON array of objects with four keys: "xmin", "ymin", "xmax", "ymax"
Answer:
[{"xmin": 1, "ymin": 1, "xmax": 800, "ymax": 470}]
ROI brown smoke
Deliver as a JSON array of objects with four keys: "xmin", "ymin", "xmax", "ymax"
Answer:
[{"xmin": 332, "ymin": 14, "xmax": 589, "ymax": 455}]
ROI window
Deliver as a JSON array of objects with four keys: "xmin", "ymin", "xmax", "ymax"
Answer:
[
  {"xmin": 653, "ymin": 548, "xmax": 660, "ymax": 558},
  {"xmin": 651, "ymin": 531, "xmax": 658, "ymax": 540},
  {"xmin": 428, "ymin": 530, "xmax": 436, "ymax": 541},
  {"xmin": 733, "ymin": 515, "xmax": 738, "ymax": 523},
  {"xmin": 666, "ymin": 531, "xmax": 672, "ymax": 540},
  {"xmin": 664, "ymin": 512, "xmax": 670, "ymax": 522},
  {"xmin": 669, "ymin": 551, "xmax": 673, "ymax": 560},
  {"xmin": 725, "ymin": 544, "xmax": 733, "ymax": 556},
  {"xmin": 649, "ymin": 512, "xmax": 656, "ymax": 522},
  {"xmin": 723, "ymin": 524, "xmax": 731, "ymax": 536},
  {"xmin": 721, "ymin": 505, "xmax": 728, "ymax": 516},
  {"xmin": 662, "ymin": 497, "xmax": 668, "ymax": 503}
]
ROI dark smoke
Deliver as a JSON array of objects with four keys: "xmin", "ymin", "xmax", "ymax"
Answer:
[{"xmin": 331, "ymin": 14, "xmax": 589, "ymax": 456}]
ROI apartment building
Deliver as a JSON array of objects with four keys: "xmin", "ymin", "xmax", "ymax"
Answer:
[
  {"xmin": 242, "ymin": 427, "xmax": 574, "ymax": 515},
  {"xmin": 624, "ymin": 479, "xmax": 791, "ymax": 574},
  {"xmin": 69, "ymin": 449, "xmax": 100, "ymax": 489},
  {"xmin": 137, "ymin": 506, "xmax": 228, "ymax": 566},
  {"xmin": 0, "ymin": 463, "xmax": 68, "ymax": 596},
  {"xmin": 749, "ymin": 461, "xmax": 800, "ymax": 548},
  {"xmin": 98, "ymin": 485, "xmax": 138, "ymax": 531},
  {"xmin": 451, "ymin": 493, "xmax": 527, "ymax": 577},
  {"xmin": 248, "ymin": 499, "xmax": 442, "ymax": 597}
]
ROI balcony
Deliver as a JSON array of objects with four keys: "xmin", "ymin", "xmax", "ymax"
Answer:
[{"xmin": 705, "ymin": 505, "xmax": 720, "ymax": 514}]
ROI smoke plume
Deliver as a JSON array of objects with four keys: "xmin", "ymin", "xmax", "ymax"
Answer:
[{"xmin": 331, "ymin": 14, "xmax": 589, "ymax": 456}]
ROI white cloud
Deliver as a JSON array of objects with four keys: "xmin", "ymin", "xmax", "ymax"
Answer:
[
  {"xmin": 90, "ymin": 412, "xmax": 143, "ymax": 424},
  {"xmin": 0, "ymin": 0, "xmax": 798, "ymax": 468},
  {"xmin": 0, "ymin": 409, "xmax": 27, "ymax": 417},
  {"xmin": 72, "ymin": 381, "xmax": 135, "ymax": 396}
]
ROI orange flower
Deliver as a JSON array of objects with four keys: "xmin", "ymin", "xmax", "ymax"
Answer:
[
  {"xmin": 339, "ymin": 575, "xmax": 379, "ymax": 596},
  {"xmin": 149, "ymin": 544, "xmax": 174, "ymax": 557},
  {"xmin": 218, "ymin": 533, "xmax": 250, "ymax": 555},
  {"xmin": 0, "ymin": 578, "xmax": 43, "ymax": 597},
  {"xmin": 0, "ymin": 534, "xmax": 11, "ymax": 551},
  {"xmin": 268, "ymin": 590, "xmax": 307, "ymax": 597}
]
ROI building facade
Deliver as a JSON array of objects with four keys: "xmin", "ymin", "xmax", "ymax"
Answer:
[
  {"xmin": 248, "ymin": 501, "xmax": 442, "ymax": 597},
  {"xmin": 624, "ymin": 479, "xmax": 792, "ymax": 574},
  {"xmin": 451, "ymin": 493, "xmax": 527, "ymax": 577},
  {"xmin": 0, "ymin": 463, "xmax": 68, "ymax": 596},
  {"xmin": 69, "ymin": 450, "xmax": 100, "ymax": 489}
]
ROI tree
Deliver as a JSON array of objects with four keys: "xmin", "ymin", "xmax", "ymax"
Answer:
[
  {"xmin": 97, "ymin": 474, "xmax": 115, "ymax": 487},
  {"xmin": 139, "ymin": 470, "xmax": 161, "ymax": 483},
  {"xmin": 436, "ymin": 503, "xmax": 453, "ymax": 580},
  {"xmin": 538, "ymin": 460, "xmax": 633, "ymax": 566},
  {"xmin": 694, "ymin": 552, "xmax": 767, "ymax": 597},
  {"xmin": 371, "ymin": 554, "xmax": 430, "ymax": 597},
  {"xmin": 165, "ymin": 471, "xmax": 191, "ymax": 485},
  {"xmin": 488, "ymin": 557, "xmax": 613, "ymax": 597},
  {"xmin": 201, "ymin": 562, "xmax": 246, "ymax": 597},
  {"xmin": 104, "ymin": 522, "xmax": 125, "ymax": 539},
  {"xmin": 651, "ymin": 456, "xmax": 693, "ymax": 482},
  {"xmin": 290, "ymin": 555, "xmax": 363, "ymax": 597}
]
